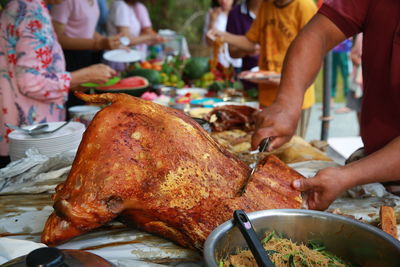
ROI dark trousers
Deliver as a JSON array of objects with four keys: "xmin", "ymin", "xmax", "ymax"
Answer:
[{"xmin": 64, "ymin": 49, "xmax": 103, "ymax": 118}]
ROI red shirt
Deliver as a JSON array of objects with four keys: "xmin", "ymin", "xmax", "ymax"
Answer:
[{"xmin": 319, "ymin": 0, "xmax": 400, "ymax": 155}]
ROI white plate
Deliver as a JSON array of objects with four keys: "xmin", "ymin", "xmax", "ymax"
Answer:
[
  {"xmin": 103, "ymin": 49, "xmax": 144, "ymax": 63},
  {"xmin": 213, "ymin": 101, "xmax": 259, "ymax": 109},
  {"xmin": 9, "ymin": 122, "xmax": 85, "ymax": 141}
]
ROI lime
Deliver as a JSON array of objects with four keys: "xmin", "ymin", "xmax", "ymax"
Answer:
[{"xmin": 169, "ymin": 74, "xmax": 179, "ymax": 83}]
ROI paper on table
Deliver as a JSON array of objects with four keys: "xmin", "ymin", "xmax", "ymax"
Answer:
[{"xmin": 0, "ymin": 238, "xmax": 46, "ymax": 265}]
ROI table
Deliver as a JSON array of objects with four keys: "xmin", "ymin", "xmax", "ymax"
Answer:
[{"xmin": 1, "ymin": 156, "xmax": 399, "ymax": 266}]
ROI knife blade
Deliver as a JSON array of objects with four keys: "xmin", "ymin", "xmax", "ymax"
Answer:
[{"xmin": 239, "ymin": 137, "xmax": 270, "ymax": 196}]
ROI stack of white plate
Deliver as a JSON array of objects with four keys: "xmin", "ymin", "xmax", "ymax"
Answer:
[{"xmin": 9, "ymin": 122, "xmax": 85, "ymax": 161}]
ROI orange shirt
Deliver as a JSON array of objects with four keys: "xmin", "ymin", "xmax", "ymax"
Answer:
[{"xmin": 246, "ymin": 0, "xmax": 317, "ymax": 108}]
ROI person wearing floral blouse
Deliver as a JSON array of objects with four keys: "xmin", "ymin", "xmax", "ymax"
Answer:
[{"xmin": 0, "ymin": 0, "xmax": 116, "ymax": 167}]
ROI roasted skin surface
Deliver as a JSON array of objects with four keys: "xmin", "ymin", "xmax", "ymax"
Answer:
[{"xmin": 41, "ymin": 93, "xmax": 304, "ymax": 249}]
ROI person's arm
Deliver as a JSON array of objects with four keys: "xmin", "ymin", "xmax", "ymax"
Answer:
[
  {"xmin": 116, "ymin": 26, "xmax": 163, "ymax": 46},
  {"xmin": 293, "ymin": 136, "xmax": 400, "ymax": 210},
  {"xmin": 350, "ymin": 34, "xmax": 363, "ymax": 66},
  {"xmin": 208, "ymin": 29, "xmax": 257, "ymax": 54},
  {"xmin": 52, "ymin": 21, "xmax": 121, "ymax": 50},
  {"xmin": 251, "ymin": 14, "xmax": 346, "ymax": 150}
]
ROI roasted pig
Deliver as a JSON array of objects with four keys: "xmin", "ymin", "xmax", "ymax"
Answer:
[
  {"xmin": 205, "ymin": 105, "xmax": 258, "ymax": 132},
  {"xmin": 42, "ymin": 93, "xmax": 304, "ymax": 249}
]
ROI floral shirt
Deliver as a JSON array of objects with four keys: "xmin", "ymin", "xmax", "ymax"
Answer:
[{"xmin": 0, "ymin": 0, "xmax": 71, "ymax": 156}]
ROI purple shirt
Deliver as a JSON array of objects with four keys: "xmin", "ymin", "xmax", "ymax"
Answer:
[
  {"xmin": 226, "ymin": 3, "xmax": 258, "ymax": 71},
  {"xmin": 332, "ymin": 39, "xmax": 352, "ymax": 53}
]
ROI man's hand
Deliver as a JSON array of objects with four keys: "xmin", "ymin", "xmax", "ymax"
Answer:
[
  {"xmin": 251, "ymin": 101, "xmax": 300, "ymax": 150},
  {"xmin": 292, "ymin": 167, "xmax": 350, "ymax": 210}
]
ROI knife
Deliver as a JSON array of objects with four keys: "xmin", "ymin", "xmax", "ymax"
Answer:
[{"xmin": 239, "ymin": 137, "xmax": 270, "ymax": 196}]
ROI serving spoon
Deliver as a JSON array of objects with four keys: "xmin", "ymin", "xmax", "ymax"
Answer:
[
  {"xmin": 5, "ymin": 123, "xmax": 49, "ymax": 135},
  {"xmin": 5, "ymin": 121, "xmax": 70, "ymax": 136}
]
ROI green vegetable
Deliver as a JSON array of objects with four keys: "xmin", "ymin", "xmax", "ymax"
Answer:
[
  {"xmin": 208, "ymin": 81, "xmax": 225, "ymax": 91},
  {"xmin": 261, "ymin": 231, "xmax": 276, "ymax": 244},
  {"xmin": 265, "ymin": 250, "xmax": 278, "ymax": 256},
  {"xmin": 219, "ymin": 261, "xmax": 223, "ymax": 267},
  {"xmin": 307, "ymin": 240, "xmax": 326, "ymax": 251},
  {"xmin": 123, "ymin": 69, "xmax": 161, "ymax": 85},
  {"xmin": 183, "ymin": 57, "xmax": 209, "ymax": 80}
]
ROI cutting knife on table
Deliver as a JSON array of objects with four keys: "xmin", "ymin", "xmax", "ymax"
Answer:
[{"xmin": 239, "ymin": 137, "xmax": 270, "ymax": 196}]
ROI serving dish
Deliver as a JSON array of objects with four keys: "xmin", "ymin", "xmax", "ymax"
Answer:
[
  {"xmin": 238, "ymin": 70, "xmax": 281, "ymax": 81},
  {"xmin": 204, "ymin": 209, "xmax": 400, "ymax": 267}
]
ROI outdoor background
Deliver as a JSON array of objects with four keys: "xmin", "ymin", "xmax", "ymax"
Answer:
[{"xmin": 143, "ymin": 0, "xmax": 357, "ymax": 141}]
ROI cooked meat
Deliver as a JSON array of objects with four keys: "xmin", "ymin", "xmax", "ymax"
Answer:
[
  {"xmin": 41, "ymin": 93, "xmax": 304, "ymax": 250},
  {"xmin": 205, "ymin": 105, "xmax": 258, "ymax": 132}
]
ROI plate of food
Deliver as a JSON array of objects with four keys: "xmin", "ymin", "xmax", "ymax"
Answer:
[{"xmin": 238, "ymin": 70, "xmax": 281, "ymax": 81}]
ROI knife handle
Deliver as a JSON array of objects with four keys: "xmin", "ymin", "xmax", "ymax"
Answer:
[{"xmin": 259, "ymin": 137, "xmax": 270, "ymax": 153}]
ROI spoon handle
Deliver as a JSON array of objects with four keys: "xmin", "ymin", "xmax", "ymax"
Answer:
[{"xmin": 233, "ymin": 210, "xmax": 275, "ymax": 267}]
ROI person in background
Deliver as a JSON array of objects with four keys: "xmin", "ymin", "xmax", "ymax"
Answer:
[
  {"xmin": 346, "ymin": 34, "xmax": 363, "ymax": 124},
  {"xmin": 0, "ymin": 0, "xmax": 116, "ymax": 168},
  {"xmin": 107, "ymin": 0, "xmax": 163, "ymax": 60},
  {"xmin": 252, "ymin": 0, "xmax": 400, "ymax": 209},
  {"xmin": 204, "ymin": 0, "xmax": 241, "ymax": 70},
  {"xmin": 331, "ymin": 39, "xmax": 352, "ymax": 113},
  {"xmin": 208, "ymin": 0, "xmax": 317, "ymax": 138},
  {"xmin": 226, "ymin": 0, "xmax": 262, "ymax": 90},
  {"xmin": 96, "ymin": 0, "xmax": 109, "ymax": 35},
  {"xmin": 50, "ymin": 0, "xmax": 122, "ymax": 109}
]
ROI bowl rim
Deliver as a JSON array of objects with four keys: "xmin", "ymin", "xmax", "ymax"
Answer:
[{"xmin": 203, "ymin": 209, "xmax": 400, "ymax": 267}]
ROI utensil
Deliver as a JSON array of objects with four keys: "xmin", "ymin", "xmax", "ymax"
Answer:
[
  {"xmin": 233, "ymin": 210, "xmax": 275, "ymax": 267},
  {"xmin": 23, "ymin": 121, "xmax": 70, "ymax": 136},
  {"xmin": 239, "ymin": 137, "xmax": 270, "ymax": 195},
  {"xmin": 120, "ymin": 36, "xmax": 130, "ymax": 46},
  {"xmin": 2, "ymin": 247, "xmax": 112, "ymax": 267},
  {"xmin": 204, "ymin": 209, "xmax": 400, "ymax": 267},
  {"xmin": 33, "ymin": 120, "xmax": 70, "ymax": 135},
  {"xmin": 191, "ymin": 117, "xmax": 212, "ymax": 133},
  {"xmin": 5, "ymin": 123, "xmax": 49, "ymax": 135}
]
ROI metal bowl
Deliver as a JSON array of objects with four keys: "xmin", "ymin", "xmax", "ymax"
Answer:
[{"xmin": 204, "ymin": 209, "xmax": 400, "ymax": 267}]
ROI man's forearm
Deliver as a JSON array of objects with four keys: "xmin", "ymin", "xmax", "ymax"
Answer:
[{"xmin": 343, "ymin": 137, "xmax": 400, "ymax": 187}]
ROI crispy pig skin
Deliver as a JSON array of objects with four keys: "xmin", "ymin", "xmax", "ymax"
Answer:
[{"xmin": 41, "ymin": 93, "xmax": 304, "ymax": 249}]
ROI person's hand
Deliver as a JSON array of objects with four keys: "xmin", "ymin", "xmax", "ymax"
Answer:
[
  {"xmin": 292, "ymin": 167, "xmax": 350, "ymax": 210},
  {"xmin": 350, "ymin": 50, "xmax": 361, "ymax": 66},
  {"xmin": 70, "ymin": 64, "xmax": 117, "ymax": 89},
  {"xmin": 143, "ymin": 34, "xmax": 165, "ymax": 45},
  {"xmin": 206, "ymin": 28, "xmax": 225, "ymax": 42},
  {"xmin": 251, "ymin": 101, "xmax": 300, "ymax": 150},
  {"xmin": 97, "ymin": 34, "xmax": 124, "ymax": 50},
  {"xmin": 83, "ymin": 64, "xmax": 116, "ymax": 84}
]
